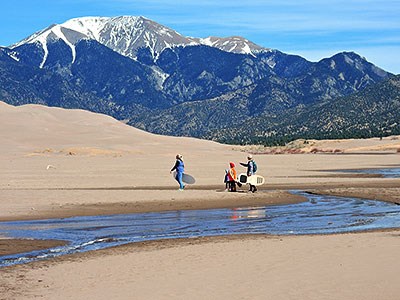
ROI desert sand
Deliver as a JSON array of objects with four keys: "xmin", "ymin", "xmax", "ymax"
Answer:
[{"xmin": 0, "ymin": 101, "xmax": 399, "ymax": 299}]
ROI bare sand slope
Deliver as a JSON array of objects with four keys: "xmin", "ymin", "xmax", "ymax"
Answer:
[
  {"xmin": 0, "ymin": 101, "xmax": 241, "ymax": 189},
  {"xmin": 0, "ymin": 101, "xmax": 228, "ymax": 156}
]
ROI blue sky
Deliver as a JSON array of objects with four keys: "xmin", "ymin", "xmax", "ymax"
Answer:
[{"xmin": 1, "ymin": 0, "xmax": 399, "ymax": 74}]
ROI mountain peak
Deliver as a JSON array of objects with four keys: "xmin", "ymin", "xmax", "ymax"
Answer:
[
  {"xmin": 197, "ymin": 36, "xmax": 265, "ymax": 56},
  {"xmin": 11, "ymin": 16, "xmax": 267, "ymax": 68},
  {"xmin": 11, "ymin": 16, "xmax": 197, "ymax": 65}
]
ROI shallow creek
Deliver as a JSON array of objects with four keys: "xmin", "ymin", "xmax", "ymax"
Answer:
[
  {"xmin": 336, "ymin": 167, "xmax": 400, "ymax": 178},
  {"xmin": 1, "ymin": 191, "xmax": 400, "ymax": 267}
]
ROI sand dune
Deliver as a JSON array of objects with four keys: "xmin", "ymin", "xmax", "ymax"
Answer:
[
  {"xmin": 1, "ymin": 101, "xmax": 400, "ymax": 300},
  {"xmin": 0, "ymin": 101, "xmax": 227, "ymax": 156}
]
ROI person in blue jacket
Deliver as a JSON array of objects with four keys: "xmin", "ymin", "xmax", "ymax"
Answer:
[{"xmin": 170, "ymin": 154, "xmax": 185, "ymax": 190}]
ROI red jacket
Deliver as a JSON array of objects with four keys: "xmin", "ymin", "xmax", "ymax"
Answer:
[{"xmin": 227, "ymin": 162, "xmax": 237, "ymax": 181}]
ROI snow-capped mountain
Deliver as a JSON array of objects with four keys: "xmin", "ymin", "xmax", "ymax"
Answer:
[
  {"xmin": 196, "ymin": 36, "xmax": 264, "ymax": 56},
  {"xmin": 1, "ymin": 16, "xmax": 395, "ymax": 144},
  {"xmin": 11, "ymin": 16, "xmax": 265, "ymax": 68}
]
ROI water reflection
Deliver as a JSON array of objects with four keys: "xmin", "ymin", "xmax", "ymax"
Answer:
[
  {"xmin": 1, "ymin": 191, "xmax": 400, "ymax": 267},
  {"xmin": 231, "ymin": 207, "xmax": 267, "ymax": 220},
  {"xmin": 337, "ymin": 167, "xmax": 400, "ymax": 178}
]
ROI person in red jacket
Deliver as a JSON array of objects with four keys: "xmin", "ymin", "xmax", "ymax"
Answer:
[{"xmin": 227, "ymin": 162, "xmax": 237, "ymax": 192}]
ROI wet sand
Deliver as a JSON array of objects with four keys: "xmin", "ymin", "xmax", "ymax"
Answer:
[
  {"xmin": 0, "ymin": 239, "xmax": 67, "ymax": 257},
  {"xmin": 0, "ymin": 189, "xmax": 306, "ymax": 222},
  {"xmin": 311, "ymin": 187, "xmax": 400, "ymax": 205},
  {"xmin": 1, "ymin": 178, "xmax": 399, "ymax": 223}
]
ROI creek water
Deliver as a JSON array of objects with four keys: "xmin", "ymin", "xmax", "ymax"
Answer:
[
  {"xmin": 337, "ymin": 167, "xmax": 400, "ymax": 178},
  {"xmin": 1, "ymin": 191, "xmax": 400, "ymax": 267}
]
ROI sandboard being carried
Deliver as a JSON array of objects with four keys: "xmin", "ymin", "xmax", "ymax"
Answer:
[
  {"xmin": 238, "ymin": 173, "xmax": 265, "ymax": 186},
  {"xmin": 172, "ymin": 171, "xmax": 196, "ymax": 184}
]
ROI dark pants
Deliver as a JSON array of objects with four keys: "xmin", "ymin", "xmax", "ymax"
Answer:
[
  {"xmin": 249, "ymin": 184, "xmax": 257, "ymax": 193},
  {"xmin": 228, "ymin": 181, "xmax": 236, "ymax": 192}
]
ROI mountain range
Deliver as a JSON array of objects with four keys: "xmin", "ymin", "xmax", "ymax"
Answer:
[{"xmin": 1, "ymin": 16, "xmax": 398, "ymax": 145}]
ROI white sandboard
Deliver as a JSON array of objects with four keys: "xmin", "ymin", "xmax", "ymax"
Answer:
[
  {"xmin": 238, "ymin": 173, "xmax": 265, "ymax": 186},
  {"xmin": 172, "ymin": 171, "xmax": 196, "ymax": 184}
]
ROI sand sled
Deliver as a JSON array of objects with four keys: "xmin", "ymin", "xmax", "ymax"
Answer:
[
  {"xmin": 238, "ymin": 173, "xmax": 265, "ymax": 186},
  {"xmin": 172, "ymin": 171, "xmax": 196, "ymax": 184}
]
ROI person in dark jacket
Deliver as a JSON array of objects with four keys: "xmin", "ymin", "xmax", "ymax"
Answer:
[
  {"xmin": 224, "ymin": 169, "xmax": 229, "ymax": 191},
  {"xmin": 170, "ymin": 154, "xmax": 185, "ymax": 190},
  {"xmin": 240, "ymin": 154, "xmax": 257, "ymax": 193}
]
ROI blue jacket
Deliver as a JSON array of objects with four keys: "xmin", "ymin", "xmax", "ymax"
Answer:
[{"xmin": 171, "ymin": 159, "xmax": 184, "ymax": 173}]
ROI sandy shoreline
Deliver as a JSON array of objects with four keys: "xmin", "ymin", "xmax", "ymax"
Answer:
[
  {"xmin": 0, "ymin": 189, "xmax": 306, "ymax": 222},
  {"xmin": 0, "ymin": 239, "xmax": 67, "ymax": 257},
  {"xmin": 1, "ymin": 179, "xmax": 399, "ymax": 222},
  {"xmin": 2, "ymin": 231, "xmax": 400, "ymax": 300},
  {"xmin": 310, "ymin": 187, "xmax": 400, "ymax": 205}
]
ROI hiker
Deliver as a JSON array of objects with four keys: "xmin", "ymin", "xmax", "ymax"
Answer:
[
  {"xmin": 170, "ymin": 154, "xmax": 185, "ymax": 191},
  {"xmin": 227, "ymin": 162, "xmax": 237, "ymax": 192},
  {"xmin": 240, "ymin": 154, "xmax": 258, "ymax": 193}
]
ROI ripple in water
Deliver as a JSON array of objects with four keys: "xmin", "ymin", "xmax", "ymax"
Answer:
[{"xmin": 1, "ymin": 191, "xmax": 399, "ymax": 267}]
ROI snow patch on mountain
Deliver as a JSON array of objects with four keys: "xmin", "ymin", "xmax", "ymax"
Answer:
[
  {"xmin": 197, "ymin": 36, "xmax": 265, "ymax": 56},
  {"xmin": 7, "ymin": 51, "xmax": 20, "ymax": 62},
  {"xmin": 151, "ymin": 66, "xmax": 170, "ymax": 89},
  {"xmin": 11, "ymin": 16, "xmax": 267, "ymax": 68},
  {"xmin": 62, "ymin": 17, "xmax": 109, "ymax": 40},
  {"xmin": 12, "ymin": 22, "xmax": 86, "ymax": 67}
]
